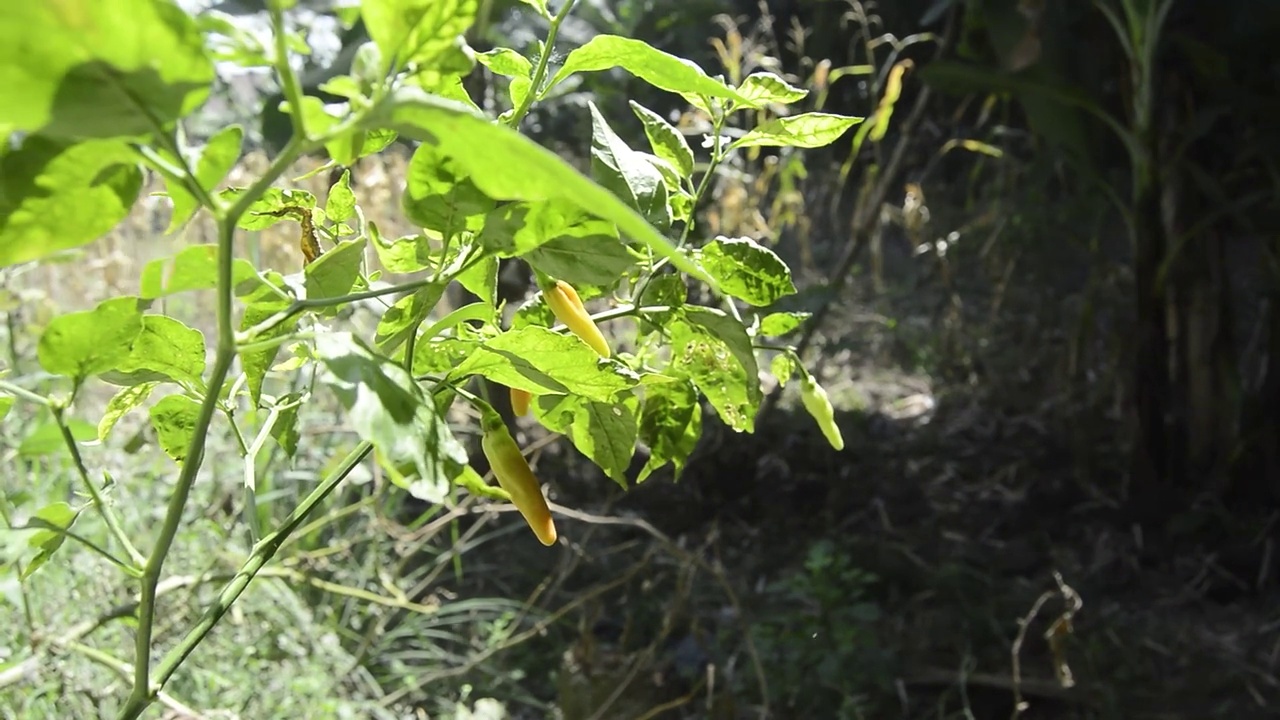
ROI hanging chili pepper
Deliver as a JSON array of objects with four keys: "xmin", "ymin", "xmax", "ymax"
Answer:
[
  {"xmin": 544, "ymin": 280, "xmax": 611, "ymax": 358},
  {"xmin": 801, "ymin": 374, "xmax": 845, "ymax": 451},
  {"xmin": 510, "ymin": 386, "xmax": 533, "ymax": 416},
  {"xmin": 480, "ymin": 410, "xmax": 557, "ymax": 546}
]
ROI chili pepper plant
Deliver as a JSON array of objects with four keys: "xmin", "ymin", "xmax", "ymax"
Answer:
[{"xmin": 0, "ymin": 0, "xmax": 859, "ymax": 716}]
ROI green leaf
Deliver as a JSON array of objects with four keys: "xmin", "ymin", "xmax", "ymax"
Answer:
[
  {"xmin": 0, "ymin": 137, "xmax": 143, "ymax": 267},
  {"xmin": 511, "ymin": 293, "xmax": 554, "ymax": 330},
  {"xmin": 370, "ymin": 228, "xmax": 436, "ymax": 274},
  {"xmin": 413, "ymin": 336, "xmax": 479, "ymax": 374},
  {"xmin": 535, "ymin": 394, "xmax": 638, "ymax": 488},
  {"xmin": 314, "ymin": 332, "xmax": 468, "ymax": 503},
  {"xmin": 514, "ymin": 0, "xmax": 549, "ymax": 19},
  {"xmin": 19, "ymin": 502, "xmax": 81, "ymax": 580},
  {"xmin": 304, "ymin": 238, "xmax": 366, "ymax": 305},
  {"xmin": 102, "ymin": 315, "xmax": 206, "ymax": 387},
  {"xmin": 361, "ymin": 0, "xmax": 478, "ymax": 72},
  {"xmin": 671, "ymin": 307, "xmax": 761, "ymax": 432},
  {"xmin": 325, "ymin": 169, "xmax": 357, "ymax": 223},
  {"xmin": 450, "ymin": 326, "xmax": 638, "ymax": 402},
  {"xmin": 326, "ymin": 127, "xmax": 398, "ymax": 167},
  {"xmin": 227, "ymin": 188, "xmax": 316, "ymax": 231},
  {"xmin": 38, "ymin": 296, "xmax": 144, "ymax": 380},
  {"xmin": 637, "ymin": 378, "xmax": 701, "ymax": 483},
  {"xmin": 735, "ymin": 72, "xmax": 808, "ymax": 107},
  {"xmin": 0, "ymin": 395, "xmax": 12, "ymax": 421},
  {"xmin": 0, "ymin": 0, "xmax": 213, "ymax": 139},
  {"xmin": 759, "ymin": 311, "xmax": 810, "ymax": 336},
  {"xmin": 548, "ymin": 35, "xmax": 747, "ymax": 105},
  {"xmin": 239, "ymin": 271, "xmax": 296, "ymax": 406},
  {"xmin": 478, "ymin": 199, "xmax": 619, "ymax": 258},
  {"xmin": 697, "ymin": 236, "xmax": 795, "ymax": 307},
  {"xmin": 477, "ymin": 47, "xmax": 534, "ymax": 108},
  {"xmin": 98, "ymin": 382, "xmax": 158, "ymax": 440},
  {"xmin": 476, "ymin": 48, "xmax": 532, "ymax": 78},
  {"xmin": 457, "ymin": 254, "xmax": 498, "ymax": 308},
  {"xmin": 728, "ymin": 113, "xmax": 862, "ymax": 150},
  {"xmin": 402, "ymin": 140, "xmax": 495, "ymax": 234},
  {"xmin": 629, "ymin": 101, "xmax": 694, "ymax": 179},
  {"xmin": 525, "ymin": 233, "xmax": 637, "ymax": 287},
  {"xmin": 271, "ymin": 393, "xmax": 302, "ymax": 459},
  {"xmin": 770, "ymin": 353, "xmax": 798, "ymax": 388},
  {"xmin": 374, "ymin": 283, "xmax": 446, "ymax": 354},
  {"xmin": 589, "ymin": 102, "xmax": 671, "ymax": 233},
  {"xmin": 18, "ymin": 420, "xmax": 97, "ymax": 458},
  {"xmin": 149, "ymin": 394, "xmax": 202, "ymax": 462},
  {"xmin": 166, "ymin": 125, "xmax": 242, "ymax": 233},
  {"xmin": 139, "ymin": 244, "xmax": 260, "ymax": 299},
  {"xmin": 375, "ymin": 89, "xmax": 715, "ymax": 289}
]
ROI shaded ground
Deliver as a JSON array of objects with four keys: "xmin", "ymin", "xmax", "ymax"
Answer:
[{"xmin": 498, "ymin": 264, "xmax": 1280, "ymax": 720}]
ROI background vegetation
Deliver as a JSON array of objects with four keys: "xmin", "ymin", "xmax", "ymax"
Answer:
[{"xmin": 4, "ymin": 0, "xmax": 1280, "ymax": 718}]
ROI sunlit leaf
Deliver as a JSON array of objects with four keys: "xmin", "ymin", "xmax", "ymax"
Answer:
[
  {"xmin": 759, "ymin": 311, "xmax": 810, "ymax": 337},
  {"xmin": 361, "ymin": 0, "xmax": 477, "ymax": 72},
  {"xmin": 149, "ymin": 394, "xmax": 202, "ymax": 462},
  {"xmin": 548, "ymin": 35, "xmax": 747, "ymax": 105},
  {"xmin": 728, "ymin": 113, "xmax": 863, "ymax": 150},
  {"xmin": 37, "ymin": 296, "xmax": 144, "ymax": 380},
  {"xmin": 735, "ymin": 71, "xmax": 809, "ymax": 107},
  {"xmin": 0, "ymin": 0, "xmax": 213, "ymax": 139},
  {"xmin": 19, "ymin": 502, "xmax": 81, "ymax": 580},
  {"xmin": 99, "ymin": 382, "xmax": 159, "ymax": 439},
  {"xmin": 304, "ymin": 238, "xmax": 366, "ymax": 305},
  {"xmin": 325, "ymin": 168, "xmax": 357, "ymax": 223},
  {"xmin": 671, "ymin": 307, "xmax": 761, "ymax": 432},
  {"xmin": 374, "ymin": 283, "xmax": 446, "ymax": 354},
  {"xmin": 535, "ymin": 393, "xmax": 638, "ymax": 488},
  {"xmin": 449, "ymin": 326, "xmax": 638, "ymax": 402},
  {"xmin": 375, "ymin": 88, "xmax": 715, "ymax": 288},
  {"xmin": 139, "ymin": 244, "xmax": 260, "ymax": 299},
  {"xmin": 589, "ymin": 101, "xmax": 671, "ymax": 233},
  {"xmin": 697, "ymin": 236, "xmax": 796, "ymax": 306},
  {"xmin": 166, "ymin": 124, "xmax": 243, "ymax": 232},
  {"xmin": 629, "ymin": 100, "xmax": 694, "ymax": 179},
  {"xmin": 102, "ymin": 315, "xmax": 206, "ymax": 387},
  {"xmin": 314, "ymin": 332, "xmax": 467, "ymax": 503},
  {"xmin": 0, "ymin": 138, "xmax": 143, "ymax": 267}
]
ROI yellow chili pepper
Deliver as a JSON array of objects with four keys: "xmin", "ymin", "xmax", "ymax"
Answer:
[
  {"xmin": 510, "ymin": 386, "xmax": 533, "ymax": 416},
  {"xmin": 801, "ymin": 375, "xmax": 844, "ymax": 451},
  {"xmin": 544, "ymin": 280, "xmax": 611, "ymax": 358},
  {"xmin": 480, "ymin": 410, "xmax": 557, "ymax": 546}
]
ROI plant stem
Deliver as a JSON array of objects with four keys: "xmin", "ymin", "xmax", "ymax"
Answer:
[
  {"xmin": 119, "ymin": 132, "xmax": 309, "ymax": 720},
  {"xmin": 270, "ymin": 1, "xmax": 308, "ymax": 140},
  {"xmin": 0, "ymin": 379, "xmax": 51, "ymax": 407},
  {"xmin": 236, "ymin": 276, "xmax": 438, "ymax": 344},
  {"xmin": 507, "ymin": 0, "xmax": 577, "ymax": 128},
  {"xmin": 149, "ymin": 442, "xmax": 372, "ymax": 690},
  {"xmin": 52, "ymin": 407, "xmax": 145, "ymax": 567}
]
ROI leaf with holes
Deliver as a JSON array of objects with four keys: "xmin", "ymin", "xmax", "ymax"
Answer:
[
  {"xmin": 535, "ymin": 393, "xmax": 638, "ymax": 488},
  {"xmin": 698, "ymin": 236, "xmax": 795, "ymax": 307},
  {"xmin": 729, "ymin": 113, "xmax": 862, "ymax": 150}
]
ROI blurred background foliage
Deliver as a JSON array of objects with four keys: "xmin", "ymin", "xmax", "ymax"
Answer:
[{"xmin": 4, "ymin": 0, "xmax": 1280, "ymax": 718}]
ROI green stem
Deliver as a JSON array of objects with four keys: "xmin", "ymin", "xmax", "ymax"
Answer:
[
  {"xmin": 634, "ymin": 111, "xmax": 726, "ymax": 305},
  {"xmin": 507, "ymin": 0, "xmax": 577, "ymax": 128},
  {"xmin": 19, "ymin": 518, "xmax": 141, "ymax": 577},
  {"xmin": 51, "ymin": 407, "xmax": 145, "ymax": 568},
  {"xmin": 119, "ymin": 132, "xmax": 310, "ymax": 720},
  {"xmin": 149, "ymin": 442, "xmax": 373, "ymax": 690},
  {"xmin": 236, "ymin": 276, "xmax": 437, "ymax": 344},
  {"xmin": 0, "ymin": 379, "xmax": 51, "ymax": 407},
  {"xmin": 270, "ymin": 2, "xmax": 308, "ymax": 140}
]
